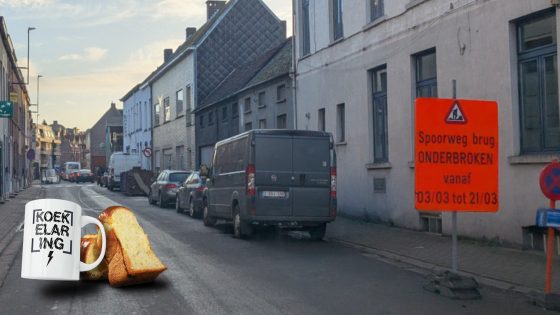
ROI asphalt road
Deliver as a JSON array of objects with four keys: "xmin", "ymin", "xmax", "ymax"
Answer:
[{"xmin": 0, "ymin": 183, "xmax": 550, "ymax": 314}]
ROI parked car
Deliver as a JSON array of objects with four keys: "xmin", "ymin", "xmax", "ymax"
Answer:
[
  {"xmin": 68, "ymin": 170, "xmax": 80, "ymax": 183},
  {"xmin": 176, "ymin": 171, "xmax": 207, "ymax": 217},
  {"xmin": 75, "ymin": 169, "xmax": 95, "ymax": 183},
  {"xmin": 148, "ymin": 170, "xmax": 191, "ymax": 208},
  {"xmin": 41, "ymin": 169, "xmax": 59, "ymax": 184},
  {"xmin": 107, "ymin": 152, "xmax": 141, "ymax": 191},
  {"xmin": 204, "ymin": 129, "xmax": 337, "ymax": 240}
]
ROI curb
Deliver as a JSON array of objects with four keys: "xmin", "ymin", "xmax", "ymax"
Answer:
[{"xmin": 326, "ymin": 237, "xmax": 540, "ymax": 298}]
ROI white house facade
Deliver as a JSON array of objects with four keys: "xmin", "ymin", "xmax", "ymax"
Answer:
[
  {"xmin": 121, "ymin": 84, "xmax": 152, "ymax": 170},
  {"xmin": 294, "ymin": 0, "xmax": 560, "ymax": 245},
  {"xmin": 146, "ymin": 54, "xmax": 195, "ymax": 172}
]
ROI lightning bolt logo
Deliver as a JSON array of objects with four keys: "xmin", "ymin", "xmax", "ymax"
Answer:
[{"xmin": 46, "ymin": 251, "xmax": 54, "ymax": 267}]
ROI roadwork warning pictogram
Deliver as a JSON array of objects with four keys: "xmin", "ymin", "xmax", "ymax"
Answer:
[{"xmin": 445, "ymin": 102, "xmax": 467, "ymax": 124}]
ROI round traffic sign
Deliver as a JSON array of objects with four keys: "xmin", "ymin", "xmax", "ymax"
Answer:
[
  {"xmin": 540, "ymin": 160, "xmax": 560, "ymax": 201},
  {"xmin": 26, "ymin": 149, "xmax": 35, "ymax": 161},
  {"xmin": 143, "ymin": 147, "xmax": 152, "ymax": 158}
]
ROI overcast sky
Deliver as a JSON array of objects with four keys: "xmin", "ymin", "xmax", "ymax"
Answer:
[{"xmin": 0, "ymin": 0, "xmax": 292, "ymax": 130}]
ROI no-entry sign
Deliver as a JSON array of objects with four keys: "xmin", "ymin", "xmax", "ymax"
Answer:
[{"xmin": 415, "ymin": 98, "xmax": 499, "ymax": 212}]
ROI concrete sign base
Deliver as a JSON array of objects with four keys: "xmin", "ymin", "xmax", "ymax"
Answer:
[{"xmin": 423, "ymin": 271, "xmax": 481, "ymax": 300}]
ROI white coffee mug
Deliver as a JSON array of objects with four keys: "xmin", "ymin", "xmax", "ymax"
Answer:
[{"xmin": 21, "ymin": 199, "xmax": 106, "ymax": 281}]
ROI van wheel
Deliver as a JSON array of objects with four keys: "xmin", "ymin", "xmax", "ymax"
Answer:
[
  {"xmin": 176, "ymin": 195, "xmax": 182, "ymax": 213},
  {"xmin": 189, "ymin": 198, "xmax": 196, "ymax": 218},
  {"xmin": 309, "ymin": 224, "xmax": 326, "ymax": 241},
  {"xmin": 203, "ymin": 203, "xmax": 216, "ymax": 227},
  {"xmin": 233, "ymin": 206, "xmax": 253, "ymax": 239}
]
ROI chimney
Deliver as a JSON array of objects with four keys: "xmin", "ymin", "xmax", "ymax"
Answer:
[
  {"xmin": 186, "ymin": 27, "xmax": 197, "ymax": 40},
  {"xmin": 163, "ymin": 48, "xmax": 173, "ymax": 63},
  {"xmin": 206, "ymin": 1, "xmax": 226, "ymax": 21},
  {"xmin": 110, "ymin": 102, "xmax": 116, "ymax": 110},
  {"xmin": 281, "ymin": 20, "xmax": 287, "ymax": 39}
]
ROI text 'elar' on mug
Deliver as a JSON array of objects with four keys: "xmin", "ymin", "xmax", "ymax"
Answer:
[{"xmin": 21, "ymin": 199, "xmax": 106, "ymax": 281}]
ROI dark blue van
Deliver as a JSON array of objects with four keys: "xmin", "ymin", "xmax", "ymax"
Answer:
[{"xmin": 203, "ymin": 130, "xmax": 337, "ymax": 240}]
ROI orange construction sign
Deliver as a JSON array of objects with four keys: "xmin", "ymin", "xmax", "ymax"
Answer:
[{"xmin": 415, "ymin": 98, "xmax": 499, "ymax": 212}]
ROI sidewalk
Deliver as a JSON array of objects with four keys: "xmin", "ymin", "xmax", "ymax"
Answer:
[
  {"xmin": 326, "ymin": 216, "xmax": 558, "ymax": 294},
  {"xmin": 0, "ymin": 185, "xmax": 43, "ymax": 287}
]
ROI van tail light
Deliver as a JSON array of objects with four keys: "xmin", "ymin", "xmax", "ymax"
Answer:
[
  {"xmin": 330, "ymin": 167, "xmax": 337, "ymax": 199},
  {"xmin": 246, "ymin": 164, "xmax": 256, "ymax": 197},
  {"xmin": 165, "ymin": 184, "xmax": 177, "ymax": 189},
  {"xmin": 195, "ymin": 186, "xmax": 205, "ymax": 192}
]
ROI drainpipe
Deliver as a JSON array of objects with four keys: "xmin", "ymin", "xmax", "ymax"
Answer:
[{"xmin": 291, "ymin": 0, "xmax": 298, "ymax": 129}]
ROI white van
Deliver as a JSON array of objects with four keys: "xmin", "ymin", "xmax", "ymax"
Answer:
[{"xmin": 107, "ymin": 152, "xmax": 141, "ymax": 191}]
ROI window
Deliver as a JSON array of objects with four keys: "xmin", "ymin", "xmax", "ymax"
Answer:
[
  {"xmin": 208, "ymin": 111, "xmax": 214, "ymax": 125},
  {"xmin": 163, "ymin": 97, "xmax": 170, "ymax": 122},
  {"xmin": 222, "ymin": 106, "xmax": 227, "ymax": 121},
  {"xmin": 176, "ymin": 146, "xmax": 184, "ymax": 170},
  {"xmin": 332, "ymin": 0, "xmax": 343, "ymax": 41},
  {"xmin": 258, "ymin": 91, "xmax": 266, "ymax": 107},
  {"xmin": 518, "ymin": 11, "xmax": 559, "ymax": 152},
  {"xmin": 259, "ymin": 119, "xmax": 267, "ymax": 129},
  {"xmin": 199, "ymin": 114, "xmax": 204, "ymax": 128},
  {"xmin": 176, "ymin": 89, "xmax": 184, "ymax": 117},
  {"xmin": 337, "ymin": 103, "xmax": 345, "ymax": 142},
  {"xmin": 245, "ymin": 122, "xmax": 252, "ymax": 131},
  {"xmin": 277, "ymin": 84, "xmax": 286, "ymax": 102},
  {"xmin": 277, "ymin": 114, "xmax": 287, "ymax": 129},
  {"xmin": 186, "ymin": 85, "xmax": 192, "ymax": 112},
  {"xmin": 370, "ymin": 0, "xmax": 383, "ymax": 22},
  {"xmin": 232, "ymin": 103, "xmax": 239, "ymax": 118},
  {"xmin": 372, "ymin": 66, "xmax": 388, "ymax": 162},
  {"xmin": 301, "ymin": 0, "xmax": 311, "ymax": 56},
  {"xmin": 154, "ymin": 102, "xmax": 160, "ymax": 125},
  {"xmin": 414, "ymin": 49, "xmax": 437, "ymax": 97},
  {"xmin": 163, "ymin": 149, "xmax": 173, "ymax": 170},
  {"xmin": 244, "ymin": 97, "xmax": 251, "ymax": 113},
  {"xmin": 318, "ymin": 108, "xmax": 326, "ymax": 131}
]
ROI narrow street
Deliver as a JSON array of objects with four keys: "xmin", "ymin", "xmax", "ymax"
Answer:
[{"xmin": 0, "ymin": 184, "xmax": 547, "ymax": 314}]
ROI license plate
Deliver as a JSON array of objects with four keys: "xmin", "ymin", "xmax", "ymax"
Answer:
[{"xmin": 261, "ymin": 191, "xmax": 287, "ymax": 198}]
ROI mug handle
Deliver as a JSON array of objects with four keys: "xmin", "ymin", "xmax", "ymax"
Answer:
[{"xmin": 79, "ymin": 216, "xmax": 107, "ymax": 272}]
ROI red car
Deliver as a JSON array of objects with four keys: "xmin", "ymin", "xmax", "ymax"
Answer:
[{"xmin": 68, "ymin": 170, "xmax": 80, "ymax": 182}]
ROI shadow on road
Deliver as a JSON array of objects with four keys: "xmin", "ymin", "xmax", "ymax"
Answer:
[{"xmin": 40, "ymin": 278, "xmax": 170, "ymax": 298}]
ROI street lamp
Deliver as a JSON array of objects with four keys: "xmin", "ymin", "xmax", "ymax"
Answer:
[
  {"xmin": 27, "ymin": 27, "xmax": 36, "ymax": 85},
  {"xmin": 35, "ymin": 74, "xmax": 42, "ymax": 126}
]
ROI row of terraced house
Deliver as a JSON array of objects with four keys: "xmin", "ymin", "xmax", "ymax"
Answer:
[
  {"xmin": 0, "ymin": 17, "xmax": 34, "ymax": 202},
  {"xmin": 121, "ymin": 0, "xmax": 560, "ymax": 246}
]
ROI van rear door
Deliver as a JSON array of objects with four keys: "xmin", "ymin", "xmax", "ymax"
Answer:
[
  {"xmin": 254, "ymin": 135, "xmax": 292, "ymax": 216},
  {"xmin": 292, "ymin": 136, "xmax": 331, "ymax": 217}
]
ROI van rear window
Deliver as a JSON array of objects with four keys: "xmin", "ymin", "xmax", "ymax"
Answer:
[{"xmin": 255, "ymin": 136, "xmax": 292, "ymax": 172}]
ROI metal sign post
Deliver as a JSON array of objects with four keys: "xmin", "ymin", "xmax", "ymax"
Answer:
[{"xmin": 451, "ymin": 80, "xmax": 458, "ymax": 274}]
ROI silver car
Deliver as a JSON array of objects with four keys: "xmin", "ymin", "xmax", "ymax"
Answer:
[
  {"xmin": 176, "ymin": 171, "xmax": 207, "ymax": 217},
  {"xmin": 148, "ymin": 170, "xmax": 191, "ymax": 208}
]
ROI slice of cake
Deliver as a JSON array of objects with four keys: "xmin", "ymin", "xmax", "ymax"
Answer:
[
  {"xmin": 99, "ymin": 206, "xmax": 166, "ymax": 287},
  {"xmin": 80, "ymin": 234, "xmax": 108, "ymax": 280}
]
